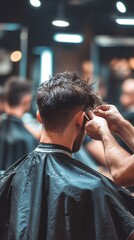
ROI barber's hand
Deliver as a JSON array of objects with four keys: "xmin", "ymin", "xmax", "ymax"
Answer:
[
  {"xmin": 93, "ymin": 104, "xmax": 124, "ymax": 132},
  {"xmin": 85, "ymin": 111, "xmax": 110, "ymax": 140}
]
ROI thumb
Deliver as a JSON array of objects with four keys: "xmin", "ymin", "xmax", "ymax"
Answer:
[
  {"xmin": 87, "ymin": 110, "xmax": 95, "ymax": 120},
  {"xmin": 93, "ymin": 109, "xmax": 106, "ymax": 118}
]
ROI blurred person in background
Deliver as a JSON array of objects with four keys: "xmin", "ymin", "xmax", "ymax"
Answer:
[
  {"xmin": 0, "ymin": 76, "xmax": 38, "ymax": 170},
  {"xmin": 120, "ymin": 78, "xmax": 134, "ymax": 126},
  {"xmin": 119, "ymin": 78, "xmax": 134, "ymax": 153},
  {"xmin": 108, "ymin": 58, "xmax": 131, "ymax": 107},
  {"xmin": 81, "ymin": 60, "xmax": 94, "ymax": 83},
  {"xmin": 117, "ymin": 78, "xmax": 134, "ymax": 193}
]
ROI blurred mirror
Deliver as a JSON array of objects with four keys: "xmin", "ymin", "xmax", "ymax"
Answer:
[{"xmin": 0, "ymin": 24, "xmax": 28, "ymax": 85}]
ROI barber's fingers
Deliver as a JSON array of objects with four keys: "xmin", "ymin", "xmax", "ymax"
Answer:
[
  {"xmin": 93, "ymin": 109, "xmax": 106, "ymax": 117},
  {"xmin": 87, "ymin": 111, "xmax": 96, "ymax": 120},
  {"xmin": 93, "ymin": 104, "xmax": 112, "ymax": 117},
  {"xmin": 96, "ymin": 104, "xmax": 112, "ymax": 111}
]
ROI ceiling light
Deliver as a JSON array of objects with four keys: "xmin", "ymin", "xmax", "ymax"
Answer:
[
  {"xmin": 52, "ymin": 20, "xmax": 70, "ymax": 27},
  {"xmin": 95, "ymin": 36, "xmax": 134, "ymax": 47},
  {"xmin": 116, "ymin": 1, "xmax": 126, "ymax": 13},
  {"xmin": 53, "ymin": 33, "xmax": 84, "ymax": 43},
  {"xmin": 115, "ymin": 18, "xmax": 134, "ymax": 25},
  {"xmin": 51, "ymin": 2, "xmax": 70, "ymax": 28},
  {"xmin": 30, "ymin": 0, "xmax": 41, "ymax": 8}
]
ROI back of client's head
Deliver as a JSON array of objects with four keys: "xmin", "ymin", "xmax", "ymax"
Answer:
[
  {"xmin": 36, "ymin": 72, "xmax": 102, "ymax": 131},
  {"xmin": 5, "ymin": 76, "xmax": 32, "ymax": 107}
]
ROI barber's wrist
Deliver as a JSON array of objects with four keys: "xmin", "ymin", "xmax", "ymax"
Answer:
[
  {"xmin": 115, "ymin": 118, "xmax": 129, "ymax": 135},
  {"xmin": 110, "ymin": 114, "xmax": 125, "ymax": 134},
  {"xmin": 99, "ymin": 125, "xmax": 111, "ymax": 139}
]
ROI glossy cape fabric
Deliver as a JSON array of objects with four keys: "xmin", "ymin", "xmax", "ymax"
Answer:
[
  {"xmin": 0, "ymin": 114, "xmax": 38, "ymax": 170},
  {"xmin": 0, "ymin": 143, "xmax": 134, "ymax": 240}
]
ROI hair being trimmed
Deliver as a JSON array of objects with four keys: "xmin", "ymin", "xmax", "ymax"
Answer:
[{"xmin": 36, "ymin": 72, "xmax": 103, "ymax": 131}]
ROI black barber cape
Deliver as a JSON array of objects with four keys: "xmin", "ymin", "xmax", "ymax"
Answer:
[
  {"xmin": 0, "ymin": 114, "xmax": 38, "ymax": 170},
  {"xmin": 0, "ymin": 143, "xmax": 134, "ymax": 240}
]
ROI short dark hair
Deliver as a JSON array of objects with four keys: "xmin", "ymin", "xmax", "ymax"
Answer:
[
  {"xmin": 36, "ymin": 72, "xmax": 102, "ymax": 131},
  {"xmin": 0, "ymin": 86, "xmax": 6, "ymax": 102},
  {"xmin": 5, "ymin": 76, "xmax": 32, "ymax": 107}
]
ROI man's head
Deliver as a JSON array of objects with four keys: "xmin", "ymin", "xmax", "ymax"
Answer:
[
  {"xmin": 36, "ymin": 72, "xmax": 102, "ymax": 152},
  {"xmin": 120, "ymin": 78, "xmax": 134, "ymax": 108},
  {"xmin": 5, "ymin": 76, "xmax": 32, "ymax": 112}
]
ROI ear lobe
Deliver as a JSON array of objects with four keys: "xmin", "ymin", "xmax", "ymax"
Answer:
[
  {"xmin": 76, "ymin": 112, "xmax": 85, "ymax": 126},
  {"xmin": 36, "ymin": 111, "xmax": 42, "ymax": 124}
]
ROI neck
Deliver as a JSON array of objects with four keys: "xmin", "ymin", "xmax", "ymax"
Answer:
[
  {"xmin": 40, "ymin": 126, "xmax": 76, "ymax": 151},
  {"xmin": 5, "ymin": 104, "xmax": 24, "ymax": 118}
]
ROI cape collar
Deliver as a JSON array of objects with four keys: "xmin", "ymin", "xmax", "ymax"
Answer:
[{"xmin": 34, "ymin": 143, "xmax": 72, "ymax": 158}]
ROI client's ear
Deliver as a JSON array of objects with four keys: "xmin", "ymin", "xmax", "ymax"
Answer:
[
  {"xmin": 76, "ymin": 112, "xmax": 85, "ymax": 127},
  {"xmin": 36, "ymin": 111, "xmax": 42, "ymax": 124}
]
